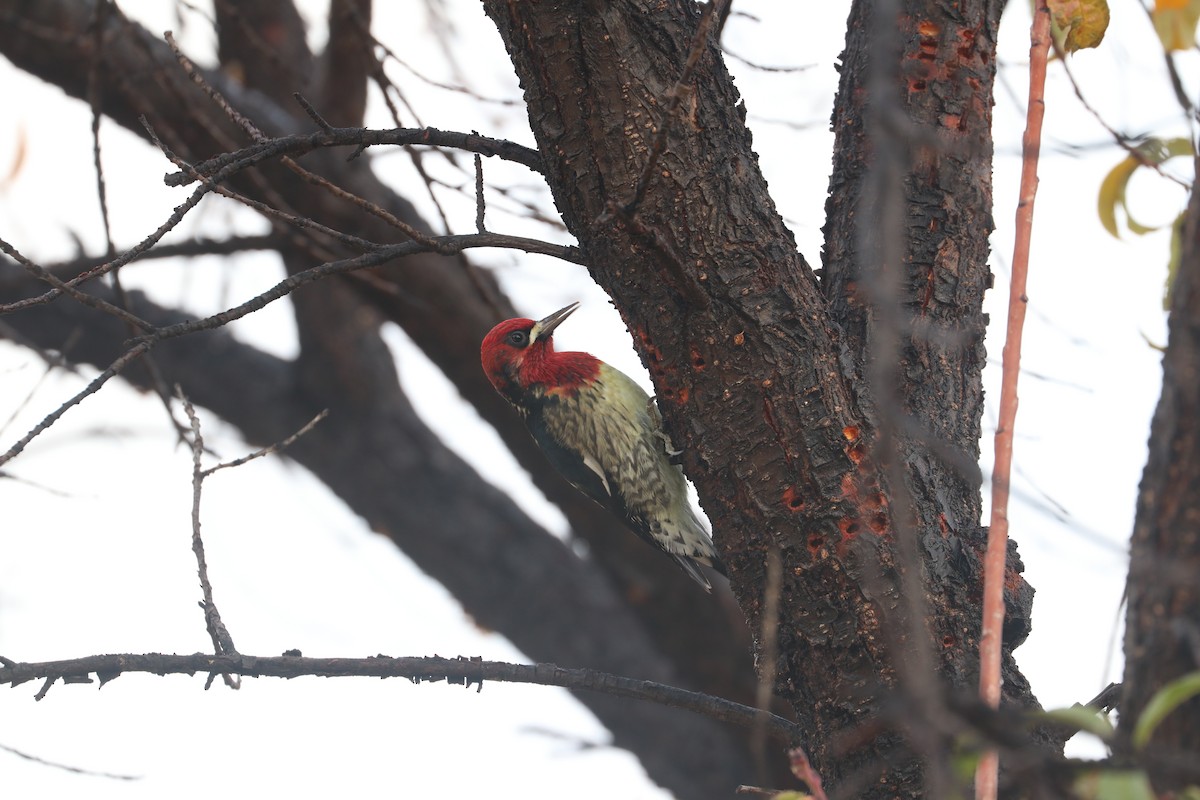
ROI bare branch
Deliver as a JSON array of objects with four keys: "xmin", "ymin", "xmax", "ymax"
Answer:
[
  {"xmin": 178, "ymin": 391, "xmax": 239, "ymax": 681},
  {"xmin": 0, "ymin": 653, "xmax": 804, "ymax": 745},
  {"xmin": 175, "ymin": 393, "xmax": 330, "ymax": 692},
  {"xmin": 164, "ymin": 126, "xmax": 544, "ymax": 188},
  {"xmin": 126, "ymin": 232, "xmax": 583, "ymax": 348}
]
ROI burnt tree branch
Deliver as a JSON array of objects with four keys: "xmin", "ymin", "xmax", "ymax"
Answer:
[{"xmin": 0, "ymin": 653, "xmax": 803, "ymax": 744}]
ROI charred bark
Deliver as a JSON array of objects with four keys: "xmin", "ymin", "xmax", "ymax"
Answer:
[{"xmin": 825, "ymin": 0, "xmax": 1036, "ymax": 706}]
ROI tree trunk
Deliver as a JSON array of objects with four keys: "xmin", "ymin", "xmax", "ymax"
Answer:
[
  {"xmin": 1119, "ymin": 152, "xmax": 1200, "ymax": 792},
  {"xmin": 482, "ymin": 0, "xmax": 1045, "ymax": 795}
]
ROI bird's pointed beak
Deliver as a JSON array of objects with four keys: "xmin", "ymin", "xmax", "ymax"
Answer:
[{"xmin": 531, "ymin": 302, "xmax": 580, "ymax": 343}]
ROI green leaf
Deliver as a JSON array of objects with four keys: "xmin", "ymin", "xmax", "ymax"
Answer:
[
  {"xmin": 1132, "ymin": 670, "xmax": 1200, "ymax": 749},
  {"xmin": 1048, "ymin": 0, "xmax": 1111, "ymax": 52},
  {"xmin": 1036, "ymin": 706, "xmax": 1115, "ymax": 741},
  {"xmin": 1072, "ymin": 769, "xmax": 1156, "ymax": 800},
  {"xmin": 952, "ymin": 748, "xmax": 982, "ymax": 785}
]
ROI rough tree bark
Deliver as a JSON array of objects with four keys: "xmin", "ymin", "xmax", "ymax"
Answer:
[
  {"xmin": 482, "ymin": 0, "xmax": 1042, "ymax": 795},
  {"xmin": 1119, "ymin": 151, "xmax": 1200, "ymax": 792}
]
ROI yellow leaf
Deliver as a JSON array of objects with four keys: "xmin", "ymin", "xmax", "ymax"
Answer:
[
  {"xmin": 1048, "ymin": 0, "xmax": 1111, "ymax": 51},
  {"xmin": 1098, "ymin": 156, "xmax": 1138, "ymax": 238},
  {"xmin": 1153, "ymin": 0, "xmax": 1200, "ymax": 50},
  {"xmin": 1097, "ymin": 138, "xmax": 1194, "ymax": 239}
]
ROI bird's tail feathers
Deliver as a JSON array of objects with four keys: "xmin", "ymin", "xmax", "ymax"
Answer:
[
  {"xmin": 672, "ymin": 553, "xmax": 714, "ymax": 592},
  {"xmin": 664, "ymin": 509, "xmax": 725, "ymax": 589}
]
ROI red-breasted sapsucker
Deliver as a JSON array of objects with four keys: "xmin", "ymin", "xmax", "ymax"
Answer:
[{"xmin": 481, "ymin": 302, "xmax": 725, "ymax": 591}]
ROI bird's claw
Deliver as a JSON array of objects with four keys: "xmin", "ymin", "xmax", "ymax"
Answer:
[{"xmin": 648, "ymin": 396, "xmax": 684, "ymax": 462}]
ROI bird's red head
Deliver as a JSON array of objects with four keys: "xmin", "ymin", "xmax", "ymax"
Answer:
[{"xmin": 481, "ymin": 302, "xmax": 600, "ymax": 402}]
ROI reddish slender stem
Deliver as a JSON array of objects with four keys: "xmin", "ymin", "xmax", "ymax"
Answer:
[{"xmin": 976, "ymin": 2, "xmax": 1051, "ymax": 798}]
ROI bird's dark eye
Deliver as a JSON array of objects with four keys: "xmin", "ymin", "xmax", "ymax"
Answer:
[{"xmin": 507, "ymin": 330, "xmax": 529, "ymax": 347}]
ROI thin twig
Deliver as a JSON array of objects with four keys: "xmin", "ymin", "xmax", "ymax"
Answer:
[
  {"xmin": 141, "ymin": 117, "xmax": 383, "ymax": 254},
  {"xmin": 175, "ymin": 399, "xmax": 329, "ymax": 688},
  {"xmin": 976, "ymin": 3, "xmax": 1051, "ymax": 799},
  {"xmin": 293, "ymin": 92, "xmax": 334, "ymax": 133},
  {"xmin": 0, "ymin": 235, "xmax": 278, "ymax": 290},
  {"xmin": 126, "ymin": 232, "xmax": 584, "ymax": 348},
  {"xmin": 178, "ymin": 390, "xmax": 239, "ymax": 690},
  {"xmin": 0, "ymin": 740, "xmax": 139, "ymax": 781},
  {"xmin": 0, "ymin": 360, "xmax": 56, "ymax": 439},
  {"xmin": 164, "ymin": 126, "xmax": 544, "ymax": 187},
  {"xmin": 1, "ymin": 231, "xmax": 575, "ymax": 471},
  {"xmin": 751, "ymin": 544, "xmax": 783, "ymax": 782},
  {"xmin": 721, "ymin": 48, "xmax": 814, "ymax": 74},
  {"xmin": 87, "ymin": 24, "xmax": 192, "ymax": 449},
  {"xmin": 0, "ymin": 184, "xmax": 212, "ymax": 315},
  {"xmin": 339, "ymin": 13, "xmax": 462, "ymax": 235},
  {"xmin": 788, "ymin": 746, "xmax": 829, "ymax": 800},
  {"xmin": 0, "ymin": 343, "xmax": 151, "ymax": 469},
  {"xmin": 278, "ymin": 155, "xmax": 439, "ymax": 247},
  {"xmin": 474, "ymin": 151, "xmax": 486, "ymax": 233},
  {"xmin": 202, "ymin": 409, "xmax": 328, "ymax": 477},
  {"xmin": 87, "ymin": 0, "xmax": 116, "ymax": 262},
  {"xmin": 1052, "ymin": 39, "xmax": 1190, "ymax": 190},
  {"xmin": 0, "ymin": 238, "xmax": 156, "ymax": 331},
  {"xmin": 165, "ymin": 30, "xmax": 265, "ymax": 141}
]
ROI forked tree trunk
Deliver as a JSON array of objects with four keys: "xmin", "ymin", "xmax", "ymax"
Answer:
[{"xmin": 483, "ymin": 0, "xmax": 1044, "ymax": 795}]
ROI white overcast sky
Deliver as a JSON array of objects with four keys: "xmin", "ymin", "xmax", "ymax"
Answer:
[{"xmin": 0, "ymin": 1, "xmax": 1192, "ymax": 797}]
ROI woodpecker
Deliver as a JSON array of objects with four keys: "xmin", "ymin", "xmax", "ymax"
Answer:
[{"xmin": 481, "ymin": 302, "xmax": 725, "ymax": 591}]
